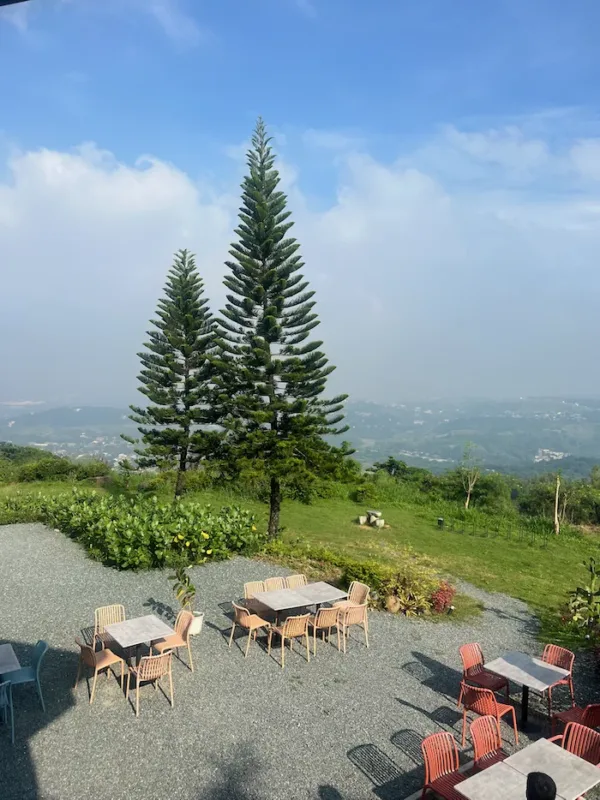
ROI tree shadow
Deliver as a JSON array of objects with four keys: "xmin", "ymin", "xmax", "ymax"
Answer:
[
  {"xmin": 144, "ymin": 597, "xmax": 178, "ymax": 623},
  {"xmin": 196, "ymin": 742, "xmax": 262, "ymax": 800},
  {"xmin": 0, "ymin": 640, "xmax": 77, "ymax": 800}
]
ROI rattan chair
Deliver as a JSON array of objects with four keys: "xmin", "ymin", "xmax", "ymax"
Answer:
[
  {"xmin": 268, "ymin": 613, "xmax": 311, "ymax": 668},
  {"xmin": 285, "ymin": 574, "xmax": 307, "ymax": 590},
  {"xmin": 126, "ymin": 653, "xmax": 173, "ymax": 717},
  {"xmin": 229, "ymin": 602, "xmax": 271, "ymax": 658},
  {"xmin": 338, "ymin": 603, "xmax": 369, "ymax": 653},
  {"xmin": 151, "ymin": 609, "xmax": 195, "ymax": 671},
  {"xmin": 308, "ymin": 607, "xmax": 340, "ymax": 655},
  {"xmin": 74, "ymin": 637, "xmax": 125, "ymax": 704},
  {"xmin": 264, "ymin": 577, "xmax": 286, "ymax": 592},
  {"xmin": 94, "ymin": 604, "xmax": 126, "ymax": 649},
  {"xmin": 334, "ymin": 581, "xmax": 370, "ymax": 609}
]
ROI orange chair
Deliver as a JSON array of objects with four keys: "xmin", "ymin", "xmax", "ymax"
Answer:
[
  {"xmin": 334, "ymin": 581, "xmax": 370, "ymax": 609},
  {"xmin": 308, "ymin": 607, "xmax": 340, "ymax": 655},
  {"xmin": 267, "ymin": 613, "xmax": 311, "ymax": 669},
  {"xmin": 338, "ymin": 603, "xmax": 369, "ymax": 653},
  {"xmin": 459, "ymin": 681, "xmax": 518, "ymax": 747},
  {"xmin": 126, "ymin": 653, "xmax": 173, "ymax": 717},
  {"xmin": 285, "ymin": 574, "xmax": 307, "ymax": 590},
  {"xmin": 459, "ymin": 643, "xmax": 509, "ymax": 699},
  {"xmin": 264, "ymin": 577, "xmax": 286, "ymax": 592},
  {"xmin": 421, "ymin": 731, "xmax": 466, "ymax": 800},
  {"xmin": 74, "ymin": 637, "xmax": 125, "ymax": 704},
  {"xmin": 228, "ymin": 602, "xmax": 271, "ymax": 658},
  {"xmin": 552, "ymin": 702, "xmax": 600, "ymax": 735},
  {"xmin": 470, "ymin": 715, "xmax": 507, "ymax": 771},
  {"xmin": 542, "ymin": 644, "xmax": 575, "ymax": 715},
  {"xmin": 151, "ymin": 609, "xmax": 195, "ymax": 672},
  {"xmin": 549, "ymin": 721, "xmax": 600, "ymax": 766}
]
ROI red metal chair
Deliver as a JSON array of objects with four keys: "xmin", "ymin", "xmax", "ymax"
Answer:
[
  {"xmin": 549, "ymin": 721, "xmax": 600, "ymax": 766},
  {"xmin": 551, "ymin": 703, "xmax": 600, "ymax": 736},
  {"xmin": 542, "ymin": 644, "xmax": 575, "ymax": 716},
  {"xmin": 421, "ymin": 732, "xmax": 466, "ymax": 800},
  {"xmin": 459, "ymin": 643, "xmax": 509, "ymax": 700},
  {"xmin": 470, "ymin": 715, "xmax": 508, "ymax": 771},
  {"xmin": 459, "ymin": 681, "xmax": 518, "ymax": 747}
]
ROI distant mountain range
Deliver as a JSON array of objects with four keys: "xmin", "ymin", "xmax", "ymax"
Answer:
[{"xmin": 1, "ymin": 398, "xmax": 600, "ymax": 476}]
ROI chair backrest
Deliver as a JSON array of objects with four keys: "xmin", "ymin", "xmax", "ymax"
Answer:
[
  {"xmin": 0, "ymin": 680, "xmax": 12, "ymax": 709},
  {"xmin": 561, "ymin": 722, "xmax": 600, "ymax": 764},
  {"xmin": 281, "ymin": 613, "xmax": 311, "ymax": 637},
  {"xmin": 232, "ymin": 602, "xmax": 250, "ymax": 624},
  {"xmin": 174, "ymin": 609, "xmax": 194, "ymax": 641},
  {"xmin": 582, "ymin": 704, "xmax": 600, "ymax": 730},
  {"xmin": 314, "ymin": 607, "xmax": 340, "ymax": 629},
  {"xmin": 542, "ymin": 643, "xmax": 574, "ymax": 674},
  {"xmin": 137, "ymin": 653, "xmax": 172, "ymax": 682},
  {"xmin": 285, "ymin": 574, "xmax": 307, "ymax": 590},
  {"xmin": 340, "ymin": 603, "xmax": 368, "ymax": 627},
  {"xmin": 94, "ymin": 604, "xmax": 126, "ymax": 635},
  {"xmin": 470, "ymin": 715, "xmax": 502, "ymax": 765},
  {"xmin": 421, "ymin": 732, "xmax": 460, "ymax": 784},
  {"xmin": 460, "ymin": 682, "xmax": 497, "ymax": 716},
  {"xmin": 459, "ymin": 643, "xmax": 484, "ymax": 676},
  {"xmin": 348, "ymin": 581, "xmax": 370, "ymax": 605},
  {"xmin": 264, "ymin": 577, "xmax": 286, "ymax": 592},
  {"xmin": 75, "ymin": 637, "xmax": 97, "ymax": 668},
  {"xmin": 244, "ymin": 581, "xmax": 265, "ymax": 599},
  {"xmin": 32, "ymin": 640, "xmax": 49, "ymax": 676}
]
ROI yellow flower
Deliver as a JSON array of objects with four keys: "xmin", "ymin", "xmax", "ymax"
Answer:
[
  {"xmin": 201, "ymin": 532, "xmax": 209, "ymax": 539},
  {"xmin": 177, "ymin": 534, "xmax": 184, "ymax": 541},
  {"xmin": 186, "ymin": 541, "xmax": 191, "ymax": 547},
  {"xmin": 206, "ymin": 549, "xmax": 212, "ymax": 555},
  {"xmin": 251, "ymin": 525, "xmax": 256, "ymax": 532}
]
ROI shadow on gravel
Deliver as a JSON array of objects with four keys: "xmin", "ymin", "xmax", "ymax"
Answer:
[
  {"xmin": 0, "ymin": 640, "xmax": 77, "ymax": 800},
  {"xmin": 395, "ymin": 697, "xmax": 462, "ymax": 734},
  {"xmin": 401, "ymin": 651, "xmax": 463, "ymax": 699},
  {"xmin": 347, "ymin": 742, "xmax": 422, "ymax": 799},
  {"xmin": 197, "ymin": 742, "xmax": 261, "ymax": 799},
  {"xmin": 144, "ymin": 597, "xmax": 178, "ymax": 623},
  {"xmin": 318, "ymin": 786, "xmax": 344, "ymax": 799}
]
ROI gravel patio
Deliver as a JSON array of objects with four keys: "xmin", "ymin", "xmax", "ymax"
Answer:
[{"xmin": 0, "ymin": 522, "xmax": 597, "ymax": 800}]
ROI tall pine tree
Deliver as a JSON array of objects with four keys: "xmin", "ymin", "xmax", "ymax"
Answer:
[
  {"xmin": 124, "ymin": 249, "xmax": 215, "ymax": 497},
  {"xmin": 214, "ymin": 119, "xmax": 348, "ymax": 537}
]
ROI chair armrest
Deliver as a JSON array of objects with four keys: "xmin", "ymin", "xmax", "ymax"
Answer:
[{"xmin": 548, "ymin": 735, "xmax": 563, "ymax": 744}]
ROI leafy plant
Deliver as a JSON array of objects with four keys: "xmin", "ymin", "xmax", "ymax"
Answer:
[
  {"xmin": 569, "ymin": 557, "xmax": 600, "ymax": 630},
  {"xmin": 169, "ymin": 564, "xmax": 196, "ymax": 610}
]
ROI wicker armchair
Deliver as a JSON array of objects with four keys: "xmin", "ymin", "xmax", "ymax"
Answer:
[
  {"xmin": 285, "ymin": 574, "xmax": 307, "ymax": 590},
  {"xmin": 308, "ymin": 607, "xmax": 340, "ymax": 655},
  {"xmin": 338, "ymin": 603, "xmax": 369, "ymax": 653},
  {"xmin": 126, "ymin": 653, "xmax": 173, "ymax": 717},
  {"xmin": 334, "ymin": 581, "xmax": 370, "ymax": 609},
  {"xmin": 74, "ymin": 637, "xmax": 125, "ymax": 704},
  {"xmin": 229, "ymin": 602, "xmax": 271, "ymax": 658},
  {"xmin": 264, "ymin": 577, "xmax": 286, "ymax": 592},
  {"xmin": 94, "ymin": 604, "xmax": 126, "ymax": 649},
  {"xmin": 268, "ymin": 613, "xmax": 311, "ymax": 668},
  {"xmin": 151, "ymin": 609, "xmax": 195, "ymax": 671}
]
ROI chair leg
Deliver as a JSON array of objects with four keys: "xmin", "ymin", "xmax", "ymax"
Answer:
[
  {"xmin": 90, "ymin": 670, "xmax": 99, "ymax": 705},
  {"xmin": 36, "ymin": 679, "xmax": 46, "ymax": 713},
  {"xmin": 313, "ymin": 629, "xmax": 317, "ymax": 656},
  {"xmin": 281, "ymin": 637, "xmax": 286, "ymax": 669},
  {"xmin": 364, "ymin": 622, "xmax": 369, "ymax": 649},
  {"xmin": 9, "ymin": 695, "xmax": 14, "ymax": 745},
  {"xmin": 267, "ymin": 630, "xmax": 273, "ymax": 655},
  {"xmin": 305, "ymin": 633, "xmax": 310, "ymax": 663},
  {"xmin": 569, "ymin": 678, "xmax": 575, "ymax": 706},
  {"xmin": 509, "ymin": 708, "xmax": 519, "ymax": 746},
  {"xmin": 228, "ymin": 622, "xmax": 236, "ymax": 648},
  {"xmin": 343, "ymin": 625, "xmax": 347, "ymax": 654},
  {"xmin": 547, "ymin": 687, "xmax": 553, "ymax": 718},
  {"xmin": 135, "ymin": 684, "xmax": 140, "ymax": 717},
  {"xmin": 187, "ymin": 642, "xmax": 194, "ymax": 672},
  {"xmin": 169, "ymin": 668, "xmax": 174, "ymax": 708},
  {"xmin": 337, "ymin": 626, "xmax": 341, "ymax": 652},
  {"xmin": 120, "ymin": 661, "xmax": 124, "ymax": 692},
  {"xmin": 245, "ymin": 631, "xmax": 252, "ymax": 658}
]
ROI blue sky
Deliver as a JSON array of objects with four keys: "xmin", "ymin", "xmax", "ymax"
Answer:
[{"xmin": 1, "ymin": 0, "xmax": 600, "ymax": 404}]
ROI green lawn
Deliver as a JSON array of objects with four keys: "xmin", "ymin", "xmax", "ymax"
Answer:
[{"xmin": 2, "ymin": 482, "xmax": 597, "ymax": 641}]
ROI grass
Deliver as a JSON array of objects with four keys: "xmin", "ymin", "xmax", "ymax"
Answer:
[{"xmin": 1, "ymin": 481, "xmax": 597, "ymax": 641}]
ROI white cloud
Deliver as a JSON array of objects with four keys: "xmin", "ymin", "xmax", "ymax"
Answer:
[
  {"xmin": 2, "ymin": 122, "xmax": 600, "ymax": 404},
  {"xmin": 303, "ymin": 129, "xmax": 363, "ymax": 151},
  {"xmin": 570, "ymin": 139, "xmax": 600, "ymax": 182},
  {"xmin": 0, "ymin": 4, "xmax": 29, "ymax": 33},
  {"xmin": 146, "ymin": 0, "xmax": 207, "ymax": 48}
]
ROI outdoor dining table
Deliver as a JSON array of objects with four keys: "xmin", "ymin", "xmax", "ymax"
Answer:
[
  {"xmin": 484, "ymin": 650, "xmax": 570, "ymax": 727},
  {"xmin": 252, "ymin": 581, "xmax": 348, "ymax": 617},
  {"xmin": 104, "ymin": 614, "xmax": 175, "ymax": 665},
  {"xmin": 457, "ymin": 737, "xmax": 600, "ymax": 800},
  {"xmin": 0, "ymin": 644, "xmax": 20, "ymax": 676}
]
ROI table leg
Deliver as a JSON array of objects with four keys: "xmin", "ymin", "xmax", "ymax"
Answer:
[
  {"xmin": 136, "ymin": 645, "xmax": 142, "ymax": 666},
  {"xmin": 521, "ymin": 685, "xmax": 529, "ymax": 725}
]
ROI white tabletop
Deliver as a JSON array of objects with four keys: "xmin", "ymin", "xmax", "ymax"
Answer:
[
  {"xmin": 457, "ymin": 762, "xmax": 543, "ymax": 800},
  {"xmin": 296, "ymin": 582, "xmax": 348, "ymax": 604},
  {"xmin": 104, "ymin": 615, "xmax": 175, "ymax": 649},
  {"xmin": 252, "ymin": 588, "xmax": 310, "ymax": 612},
  {"xmin": 0, "ymin": 644, "xmax": 21, "ymax": 675},
  {"xmin": 505, "ymin": 738, "xmax": 600, "ymax": 800},
  {"xmin": 485, "ymin": 650, "xmax": 569, "ymax": 692}
]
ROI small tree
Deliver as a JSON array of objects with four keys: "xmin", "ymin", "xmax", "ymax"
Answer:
[
  {"xmin": 459, "ymin": 442, "xmax": 481, "ymax": 510},
  {"xmin": 214, "ymin": 119, "xmax": 348, "ymax": 537},
  {"xmin": 554, "ymin": 471, "xmax": 561, "ymax": 535},
  {"xmin": 123, "ymin": 249, "xmax": 215, "ymax": 498}
]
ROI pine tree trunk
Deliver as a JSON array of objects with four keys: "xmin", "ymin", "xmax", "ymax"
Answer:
[
  {"xmin": 268, "ymin": 476, "xmax": 281, "ymax": 539},
  {"xmin": 174, "ymin": 445, "xmax": 188, "ymax": 499}
]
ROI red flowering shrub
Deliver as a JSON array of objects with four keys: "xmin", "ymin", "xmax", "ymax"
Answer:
[{"xmin": 431, "ymin": 581, "xmax": 456, "ymax": 614}]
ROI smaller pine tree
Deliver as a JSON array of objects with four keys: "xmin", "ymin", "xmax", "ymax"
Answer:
[{"xmin": 123, "ymin": 249, "xmax": 216, "ymax": 497}]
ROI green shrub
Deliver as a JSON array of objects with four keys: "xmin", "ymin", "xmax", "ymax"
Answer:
[
  {"xmin": 17, "ymin": 458, "xmax": 76, "ymax": 482},
  {"xmin": 0, "ymin": 489, "xmax": 264, "ymax": 570}
]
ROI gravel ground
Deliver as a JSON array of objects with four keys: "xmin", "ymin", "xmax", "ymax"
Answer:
[{"xmin": 0, "ymin": 523, "xmax": 598, "ymax": 800}]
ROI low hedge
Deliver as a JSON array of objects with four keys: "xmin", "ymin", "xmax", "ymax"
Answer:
[
  {"xmin": 262, "ymin": 540, "xmax": 455, "ymax": 616},
  {"xmin": 0, "ymin": 489, "xmax": 264, "ymax": 570}
]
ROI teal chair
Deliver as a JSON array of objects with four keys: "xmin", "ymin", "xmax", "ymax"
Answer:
[
  {"xmin": 3, "ymin": 641, "xmax": 49, "ymax": 712},
  {"xmin": 0, "ymin": 680, "xmax": 14, "ymax": 744}
]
